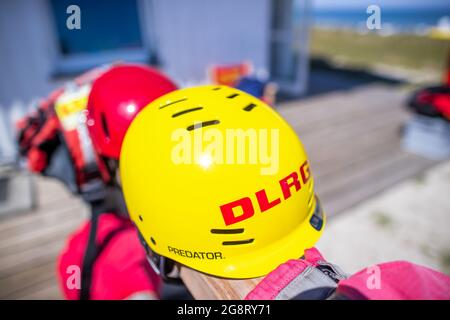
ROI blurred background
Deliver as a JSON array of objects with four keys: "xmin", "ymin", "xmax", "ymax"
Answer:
[{"xmin": 0, "ymin": 0, "xmax": 449, "ymax": 299}]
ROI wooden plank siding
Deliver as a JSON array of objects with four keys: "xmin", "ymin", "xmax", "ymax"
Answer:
[{"xmin": 0, "ymin": 84, "xmax": 437, "ymax": 299}]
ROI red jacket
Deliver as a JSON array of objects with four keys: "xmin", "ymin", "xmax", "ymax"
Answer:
[{"xmin": 57, "ymin": 213, "xmax": 160, "ymax": 300}]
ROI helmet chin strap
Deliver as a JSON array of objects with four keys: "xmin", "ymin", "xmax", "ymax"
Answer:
[
  {"xmin": 136, "ymin": 229, "xmax": 183, "ymax": 284},
  {"xmin": 146, "ymin": 250, "xmax": 183, "ymax": 284}
]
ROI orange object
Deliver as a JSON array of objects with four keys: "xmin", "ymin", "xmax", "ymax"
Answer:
[{"xmin": 209, "ymin": 61, "xmax": 252, "ymax": 87}]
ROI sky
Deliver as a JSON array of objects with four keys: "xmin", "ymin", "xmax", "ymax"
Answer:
[{"xmin": 314, "ymin": 0, "xmax": 450, "ymax": 10}]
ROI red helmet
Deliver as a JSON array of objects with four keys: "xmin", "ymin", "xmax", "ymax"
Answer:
[{"xmin": 86, "ymin": 64, "xmax": 177, "ymax": 159}]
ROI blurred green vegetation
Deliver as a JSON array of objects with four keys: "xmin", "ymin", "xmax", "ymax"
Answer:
[
  {"xmin": 372, "ymin": 211, "xmax": 393, "ymax": 229},
  {"xmin": 310, "ymin": 28, "xmax": 450, "ymax": 72},
  {"xmin": 439, "ymin": 251, "xmax": 450, "ymax": 274}
]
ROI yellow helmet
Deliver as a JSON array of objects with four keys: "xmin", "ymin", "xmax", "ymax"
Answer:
[{"xmin": 120, "ymin": 85, "xmax": 325, "ymax": 279}]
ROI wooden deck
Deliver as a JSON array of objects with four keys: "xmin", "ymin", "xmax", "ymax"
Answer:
[
  {"xmin": 0, "ymin": 177, "xmax": 88, "ymax": 299},
  {"xmin": 0, "ymin": 84, "xmax": 437, "ymax": 299}
]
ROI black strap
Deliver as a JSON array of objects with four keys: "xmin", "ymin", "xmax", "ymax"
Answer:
[
  {"xmin": 79, "ymin": 184, "xmax": 130, "ymax": 300},
  {"xmin": 79, "ymin": 202, "xmax": 130, "ymax": 300},
  {"xmin": 79, "ymin": 201, "xmax": 104, "ymax": 300}
]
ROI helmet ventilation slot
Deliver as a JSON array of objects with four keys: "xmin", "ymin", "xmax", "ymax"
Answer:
[
  {"xmin": 101, "ymin": 112, "xmax": 110, "ymax": 139},
  {"xmin": 172, "ymin": 107, "xmax": 203, "ymax": 118},
  {"xmin": 243, "ymin": 103, "xmax": 257, "ymax": 112},
  {"xmin": 210, "ymin": 228, "xmax": 244, "ymax": 234},
  {"xmin": 222, "ymin": 239, "xmax": 254, "ymax": 246},
  {"xmin": 187, "ymin": 120, "xmax": 220, "ymax": 131},
  {"xmin": 159, "ymin": 98, "xmax": 187, "ymax": 109}
]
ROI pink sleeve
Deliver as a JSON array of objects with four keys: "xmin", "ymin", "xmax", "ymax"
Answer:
[
  {"xmin": 245, "ymin": 247, "xmax": 325, "ymax": 300},
  {"xmin": 337, "ymin": 261, "xmax": 450, "ymax": 300}
]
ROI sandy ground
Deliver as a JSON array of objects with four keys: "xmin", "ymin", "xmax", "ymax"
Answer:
[{"xmin": 318, "ymin": 160, "xmax": 450, "ymax": 275}]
